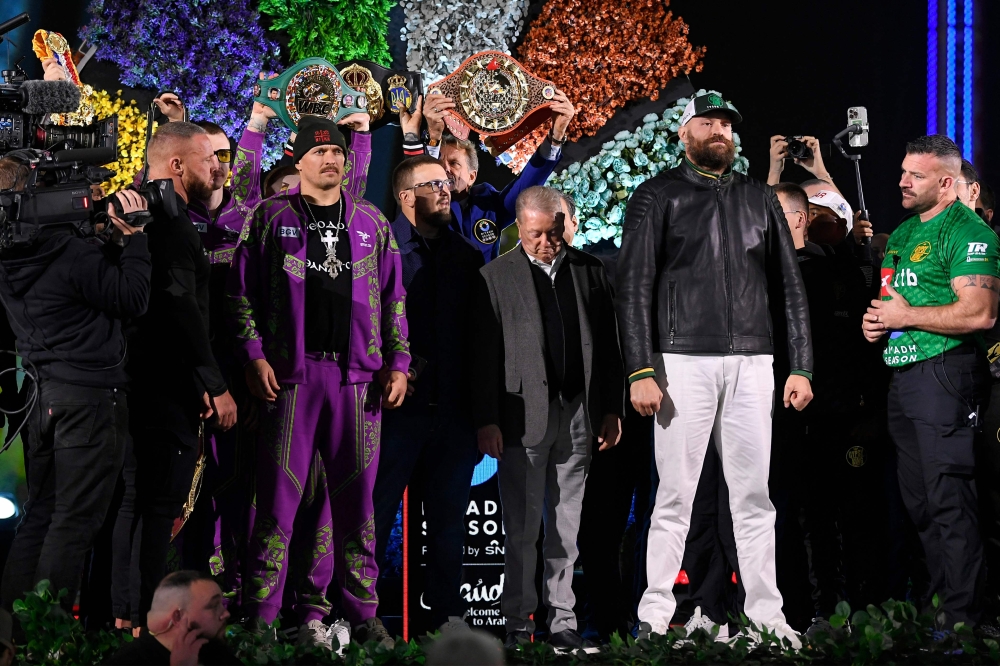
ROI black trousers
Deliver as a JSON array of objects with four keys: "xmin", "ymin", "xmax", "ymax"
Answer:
[
  {"xmin": 111, "ymin": 425, "xmax": 199, "ymax": 626},
  {"xmin": 578, "ymin": 406, "xmax": 651, "ymax": 639},
  {"xmin": 976, "ymin": 381, "xmax": 1000, "ymax": 616},
  {"xmin": 1, "ymin": 381, "xmax": 128, "ymax": 612},
  {"xmin": 888, "ymin": 348, "xmax": 991, "ymax": 626},
  {"xmin": 373, "ymin": 403, "xmax": 478, "ymax": 626}
]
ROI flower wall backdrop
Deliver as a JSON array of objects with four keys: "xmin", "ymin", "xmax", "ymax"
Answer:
[
  {"xmin": 260, "ymin": 0, "xmax": 394, "ymax": 66},
  {"xmin": 82, "ymin": 87, "xmax": 152, "ymax": 193},
  {"xmin": 401, "ymin": 0, "xmax": 529, "ymax": 82},
  {"xmin": 80, "ymin": 0, "xmax": 288, "ymax": 170},
  {"xmin": 498, "ymin": 0, "xmax": 704, "ymax": 172},
  {"xmin": 547, "ymin": 91, "xmax": 748, "ymax": 249}
]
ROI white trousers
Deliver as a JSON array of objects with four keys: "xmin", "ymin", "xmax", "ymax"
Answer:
[{"xmin": 638, "ymin": 353, "xmax": 785, "ymax": 631}]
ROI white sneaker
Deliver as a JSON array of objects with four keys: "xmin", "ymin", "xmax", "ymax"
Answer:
[
  {"xmin": 683, "ymin": 606, "xmax": 717, "ymax": 639},
  {"xmin": 329, "ymin": 619, "xmax": 351, "ymax": 655},
  {"xmin": 297, "ymin": 620, "xmax": 334, "ymax": 651},
  {"xmin": 766, "ymin": 620, "xmax": 802, "ymax": 650}
]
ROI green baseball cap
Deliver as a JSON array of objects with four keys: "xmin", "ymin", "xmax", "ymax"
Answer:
[{"xmin": 679, "ymin": 92, "xmax": 742, "ymax": 126}]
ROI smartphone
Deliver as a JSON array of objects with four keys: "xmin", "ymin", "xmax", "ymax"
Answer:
[{"xmin": 848, "ymin": 106, "xmax": 869, "ymax": 148}]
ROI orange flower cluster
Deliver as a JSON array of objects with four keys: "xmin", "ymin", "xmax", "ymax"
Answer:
[{"xmin": 502, "ymin": 0, "xmax": 704, "ymax": 171}]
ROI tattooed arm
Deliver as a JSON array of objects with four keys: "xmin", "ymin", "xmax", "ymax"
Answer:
[{"xmin": 865, "ymin": 274, "xmax": 999, "ymax": 337}]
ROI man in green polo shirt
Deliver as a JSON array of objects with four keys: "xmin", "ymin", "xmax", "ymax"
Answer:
[{"xmin": 864, "ymin": 134, "xmax": 999, "ymax": 630}]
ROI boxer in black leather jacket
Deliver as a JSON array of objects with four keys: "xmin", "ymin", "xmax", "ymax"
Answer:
[{"xmin": 617, "ymin": 92, "xmax": 813, "ymax": 646}]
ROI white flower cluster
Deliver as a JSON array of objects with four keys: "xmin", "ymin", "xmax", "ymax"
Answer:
[
  {"xmin": 546, "ymin": 90, "xmax": 749, "ymax": 248},
  {"xmin": 400, "ymin": 0, "xmax": 528, "ymax": 82}
]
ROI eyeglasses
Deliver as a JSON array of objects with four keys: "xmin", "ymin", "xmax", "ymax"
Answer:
[
  {"xmin": 407, "ymin": 179, "xmax": 455, "ymax": 194},
  {"xmin": 782, "ymin": 210, "xmax": 803, "ymax": 216},
  {"xmin": 214, "ymin": 149, "xmax": 232, "ymax": 164},
  {"xmin": 956, "ymin": 180, "xmax": 977, "ymax": 186}
]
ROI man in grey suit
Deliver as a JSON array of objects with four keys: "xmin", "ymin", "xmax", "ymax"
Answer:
[{"xmin": 473, "ymin": 185, "xmax": 624, "ymax": 650}]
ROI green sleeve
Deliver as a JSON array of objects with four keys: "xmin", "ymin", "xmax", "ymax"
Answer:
[{"xmin": 948, "ymin": 214, "xmax": 1000, "ymax": 279}]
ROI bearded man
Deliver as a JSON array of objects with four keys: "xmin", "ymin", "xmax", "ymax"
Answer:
[
  {"xmin": 371, "ymin": 155, "xmax": 485, "ymax": 630},
  {"xmin": 616, "ymin": 93, "xmax": 814, "ymax": 648},
  {"xmin": 227, "ymin": 116, "xmax": 408, "ymax": 647}
]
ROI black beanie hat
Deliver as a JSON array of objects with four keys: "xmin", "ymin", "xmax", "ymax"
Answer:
[{"xmin": 293, "ymin": 116, "xmax": 347, "ymax": 163}]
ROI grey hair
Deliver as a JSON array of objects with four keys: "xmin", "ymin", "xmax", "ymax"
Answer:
[
  {"xmin": 559, "ymin": 192, "xmax": 577, "ymax": 219},
  {"xmin": 441, "ymin": 135, "xmax": 479, "ymax": 172},
  {"xmin": 516, "ymin": 185, "xmax": 563, "ymax": 221}
]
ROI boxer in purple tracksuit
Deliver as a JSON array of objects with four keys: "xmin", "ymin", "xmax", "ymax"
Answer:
[
  {"xmin": 150, "ymin": 94, "xmax": 374, "ymax": 609},
  {"xmin": 227, "ymin": 116, "xmax": 408, "ymax": 647}
]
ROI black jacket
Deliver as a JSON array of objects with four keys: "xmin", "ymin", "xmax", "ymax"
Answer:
[
  {"xmin": 128, "ymin": 196, "xmax": 226, "ymax": 443},
  {"xmin": 473, "ymin": 246, "xmax": 624, "ymax": 446},
  {"xmin": 616, "ymin": 160, "xmax": 813, "ymax": 376},
  {"xmin": 0, "ymin": 228, "xmax": 150, "ymax": 388},
  {"xmin": 391, "ymin": 213, "xmax": 484, "ymax": 415}
]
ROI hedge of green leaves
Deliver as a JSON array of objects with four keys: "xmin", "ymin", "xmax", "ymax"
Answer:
[
  {"xmin": 259, "ymin": 0, "xmax": 394, "ymax": 67},
  {"xmin": 12, "ymin": 580, "xmax": 1000, "ymax": 665}
]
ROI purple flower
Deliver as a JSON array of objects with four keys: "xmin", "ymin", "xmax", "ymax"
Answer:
[{"xmin": 81, "ymin": 0, "xmax": 288, "ymax": 166}]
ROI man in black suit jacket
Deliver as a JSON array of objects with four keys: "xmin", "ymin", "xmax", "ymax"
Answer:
[{"xmin": 473, "ymin": 186, "xmax": 624, "ymax": 650}]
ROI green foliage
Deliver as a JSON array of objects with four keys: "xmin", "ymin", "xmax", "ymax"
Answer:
[
  {"xmin": 258, "ymin": 0, "xmax": 393, "ymax": 66},
  {"xmin": 13, "ymin": 581, "xmax": 123, "ymax": 665},
  {"xmin": 13, "ymin": 584, "xmax": 1000, "ymax": 665}
]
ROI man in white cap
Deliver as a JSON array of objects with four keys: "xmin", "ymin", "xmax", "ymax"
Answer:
[
  {"xmin": 806, "ymin": 188, "xmax": 854, "ymax": 246},
  {"xmin": 618, "ymin": 91, "xmax": 813, "ymax": 648}
]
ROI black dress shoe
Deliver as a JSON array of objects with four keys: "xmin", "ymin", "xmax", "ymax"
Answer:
[
  {"xmin": 975, "ymin": 622, "xmax": 1000, "ymax": 640},
  {"xmin": 549, "ymin": 628, "xmax": 597, "ymax": 650},
  {"xmin": 504, "ymin": 631, "xmax": 531, "ymax": 648}
]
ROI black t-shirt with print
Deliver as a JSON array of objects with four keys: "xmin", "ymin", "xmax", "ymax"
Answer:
[{"xmin": 304, "ymin": 200, "xmax": 352, "ymax": 354}]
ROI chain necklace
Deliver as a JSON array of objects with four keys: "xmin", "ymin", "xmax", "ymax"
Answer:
[{"xmin": 304, "ymin": 197, "xmax": 345, "ymax": 279}]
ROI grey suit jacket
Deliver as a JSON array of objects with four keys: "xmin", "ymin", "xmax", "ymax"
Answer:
[{"xmin": 473, "ymin": 246, "xmax": 625, "ymax": 447}]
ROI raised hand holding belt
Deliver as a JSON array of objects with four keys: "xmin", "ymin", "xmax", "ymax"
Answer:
[
  {"xmin": 337, "ymin": 60, "xmax": 423, "ymax": 131},
  {"xmin": 253, "ymin": 58, "xmax": 369, "ymax": 132},
  {"xmin": 426, "ymin": 51, "xmax": 559, "ymax": 155}
]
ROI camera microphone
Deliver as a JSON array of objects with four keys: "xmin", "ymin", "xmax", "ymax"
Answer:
[
  {"xmin": 53, "ymin": 147, "xmax": 115, "ymax": 166},
  {"xmin": 21, "ymin": 80, "xmax": 82, "ymax": 115},
  {"xmin": 0, "ymin": 13, "xmax": 29, "ymax": 40}
]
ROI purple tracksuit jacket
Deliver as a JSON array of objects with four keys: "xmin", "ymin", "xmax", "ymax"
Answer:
[{"xmin": 225, "ymin": 182, "xmax": 409, "ymax": 386}]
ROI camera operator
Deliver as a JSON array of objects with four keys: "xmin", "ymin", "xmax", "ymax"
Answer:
[
  {"xmin": 0, "ymin": 155, "xmax": 152, "ymax": 614},
  {"xmin": 113, "ymin": 121, "xmax": 237, "ymax": 629},
  {"xmin": 768, "ymin": 135, "xmax": 842, "ymax": 193}
]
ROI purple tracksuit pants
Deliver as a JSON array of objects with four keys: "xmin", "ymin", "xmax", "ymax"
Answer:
[{"xmin": 244, "ymin": 354, "xmax": 381, "ymax": 626}]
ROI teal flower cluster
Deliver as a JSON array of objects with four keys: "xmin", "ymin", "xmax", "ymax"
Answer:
[{"xmin": 546, "ymin": 90, "xmax": 749, "ymax": 248}]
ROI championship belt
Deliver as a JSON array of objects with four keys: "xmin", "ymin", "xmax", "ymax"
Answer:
[
  {"xmin": 31, "ymin": 30, "xmax": 95, "ymax": 126},
  {"xmin": 253, "ymin": 58, "xmax": 369, "ymax": 132},
  {"xmin": 171, "ymin": 423, "xmax": 207, "ymax": 541},
  {"xmin": 427, "ymin": 51, "xmax": 559, "ymax": 155},
  {"xmin": 337, "ymin": 60, "xmax": 422, "ymax": 131}
]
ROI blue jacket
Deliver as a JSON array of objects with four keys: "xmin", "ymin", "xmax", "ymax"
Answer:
[
  {"xmin": 451, "ymin": 142, "xmax": 562, "ymax": 262},
  {"xmin": 392, "ymin": 213, "xmax": 485, "ymax": 414}
]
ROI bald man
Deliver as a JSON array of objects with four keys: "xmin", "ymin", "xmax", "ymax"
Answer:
[
  {"xmin": 106, "ymin": 571, "xmax": 240, "ymax": 665},
  {"xmin": 111, "ymin": 122, "xmax": 238, "ymax": 629}
]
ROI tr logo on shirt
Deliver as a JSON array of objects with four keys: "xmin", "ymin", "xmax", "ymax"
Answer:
[{"xmin": 968, "ymin": 242, "xmax": 989, "ymax": 255}]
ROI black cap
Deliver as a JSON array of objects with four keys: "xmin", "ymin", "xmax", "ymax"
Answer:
[
  {"xmin": 680, "ymin": 92, "xmax": 742, "ymax": 126},
  {"xmin": 293, "ymin": 116, "xmax": 347, "ymax": 163}
]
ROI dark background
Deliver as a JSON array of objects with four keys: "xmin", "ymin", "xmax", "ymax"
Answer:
[{"xmin": 3, "ymin": 0, "xmax": 998, "ymax": 231}]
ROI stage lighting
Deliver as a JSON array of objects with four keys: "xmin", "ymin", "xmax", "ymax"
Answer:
[{"xmin": 0, "ymin": 494, "xmax": 18, "ymax": 520}]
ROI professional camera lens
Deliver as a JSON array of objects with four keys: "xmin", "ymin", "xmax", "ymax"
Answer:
[{"xmin": 784, "ymin": 136, "xmax": 813, "ymax": 161}]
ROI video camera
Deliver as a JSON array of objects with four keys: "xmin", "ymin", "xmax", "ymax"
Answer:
[{"xmin": 0, "ymin": 13, "xmax": 116, "ymax": 154}]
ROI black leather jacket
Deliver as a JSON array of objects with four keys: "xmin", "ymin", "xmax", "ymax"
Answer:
[{"xmin": 617, "ymin": 160, "xmax": 813, "ymax": 377}]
